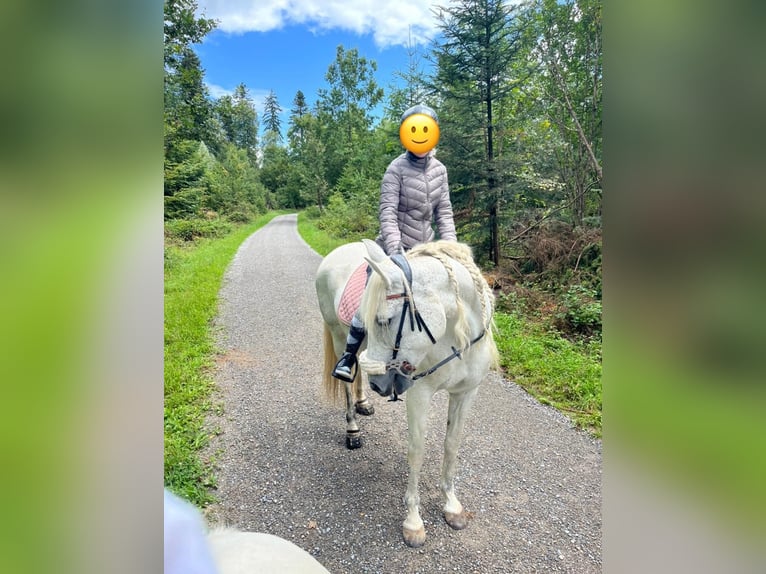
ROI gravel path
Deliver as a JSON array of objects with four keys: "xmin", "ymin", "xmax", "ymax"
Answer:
[{"xmin": 205, "ymin": 214, "xmax": 602, "ymax": 573}]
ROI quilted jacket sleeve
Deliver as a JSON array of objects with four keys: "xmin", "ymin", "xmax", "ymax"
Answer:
[
  {"xmin": 379, "ymin": 162, "xmax": 403, "ymax": 254},
  {"xmin": 434, "ymin": 168, "xmax": 457, "ymax": 241}
]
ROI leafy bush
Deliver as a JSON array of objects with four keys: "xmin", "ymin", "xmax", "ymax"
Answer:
[
  {"xmin": 227, "ymin": 209, "xmax": 254, "ymax": 224},
  {"xmin": 303, "ymin": 205, "xmax": 321, "ymax": 220},
  {"xmin": 317, "ymin": 192, "xmax": 377, "ymax": 240},
  {"xmin": 164, "ymin": 218, "xmax": 233, "ymax": 242},
  {"xmin": 555, "ymin": 284, "xmax": 602, "ymax": 337}
]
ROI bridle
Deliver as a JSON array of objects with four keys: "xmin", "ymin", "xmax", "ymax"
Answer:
[{"xmin": 380, "ymin": 254, "xmax": 486, "ymax": 400}]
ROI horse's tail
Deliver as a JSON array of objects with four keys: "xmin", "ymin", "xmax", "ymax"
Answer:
[
  {"xmin": 322, "ymin": 325, "xmax": 342, "ymax": 403},
  {"xmin": 322, "ymin": 324, "xmax": 362, "ymax": 404}
]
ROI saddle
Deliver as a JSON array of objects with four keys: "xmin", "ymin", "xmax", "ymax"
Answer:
[{"xmin": 337, "ymin": 262, "xmax": 368, "ymax": 326}]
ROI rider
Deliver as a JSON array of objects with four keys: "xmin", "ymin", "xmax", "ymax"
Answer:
[{"xmin": 331, "ymin": 104, "xmax": 457, "ymax": 382}]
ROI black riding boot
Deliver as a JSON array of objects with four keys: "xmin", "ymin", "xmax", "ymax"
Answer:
[{"xmin": 332, "ymin": 324, "xmax": 366, "ymax": 382}]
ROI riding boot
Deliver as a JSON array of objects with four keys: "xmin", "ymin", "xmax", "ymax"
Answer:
[{"xmin": 332, "ymin": 324, "xmax": 366, "ymax": 382}]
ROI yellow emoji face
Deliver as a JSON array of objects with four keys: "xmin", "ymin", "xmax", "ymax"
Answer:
[{"xmin": 399, "ymin": 113, "xmax": 440, "ymax": 155}]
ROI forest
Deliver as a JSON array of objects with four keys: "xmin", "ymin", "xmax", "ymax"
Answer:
[{"xmin": 164, "ymin": 0, "xmax": 602, "ymax": 342}]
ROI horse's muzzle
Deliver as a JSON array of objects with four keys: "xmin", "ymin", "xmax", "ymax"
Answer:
[{"xmin": 369, "ymin": 369, "xmax": 414, "ymax": 397}]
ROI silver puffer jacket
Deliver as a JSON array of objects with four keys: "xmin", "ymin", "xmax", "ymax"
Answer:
[{"xmin": 376, "ymin": 151, "xmax": 457, "ymax": 255}]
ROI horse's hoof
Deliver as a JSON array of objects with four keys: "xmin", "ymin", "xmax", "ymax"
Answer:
[
  {"xmin": 402, "ymin": 526, "xmax": 426, "ymax": 548},
  {"xmin": 355, "ymin": 400, "xmax": 375, "ymax": 416},
  {"xmin": 444, "ymin": 511, "xmax": 469, "ymax": 530},
  {"xmin": 345, "ymin": 432, "xmax": 362, "ymax": 450}
]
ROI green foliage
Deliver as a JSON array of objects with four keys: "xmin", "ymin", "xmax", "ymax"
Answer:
[
  {"xmin": 204, "ymin": 143, "xmax": 266, "ymax": 218},
  {"xmin": 164, "ymin": 0, "xmax": 216, "ymax": 70},
  {"xmin": 297, "ymin": 211, "xmax": 347, "ymax": 256},
  {"xmin": 164, "ymin": 217, "xmax": 233, "ymax": 242},
  {"xmin": 555, "ymin": 284, "xmax": 602, "ymax": 337},
  {"xmin": 316, "ymin": 192, "xmax": 377, "ymax": 240},
  {"xmin": 316, "ymin": 45, "xmax": 385, "ymax": 187}
]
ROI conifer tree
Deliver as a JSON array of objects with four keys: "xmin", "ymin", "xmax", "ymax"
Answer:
[{"xmin": 262, "ymin": 90, "xmax": 283, "ymax": 141}]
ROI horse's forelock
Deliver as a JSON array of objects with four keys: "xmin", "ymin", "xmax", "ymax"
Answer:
[{"xmin": 360, "ymin": 267, "xmax": 389, "ymax": 330}]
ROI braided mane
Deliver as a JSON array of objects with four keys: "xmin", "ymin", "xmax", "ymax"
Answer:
[{"xmin": 408, "ymin": 241, "xmax": 494, "ymax": 328}]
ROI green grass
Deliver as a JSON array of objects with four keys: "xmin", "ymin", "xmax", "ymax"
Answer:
[
  {"xmin": 297, "ymin": 211, "xmax": 351, "ymax": 256},
  {"xmin": 493, "ymin": 312, "xmax": 602, "ymax": 436},
  {"xmin": 164, "ymin": 211, "xmax": 287, "ymax": 505}
]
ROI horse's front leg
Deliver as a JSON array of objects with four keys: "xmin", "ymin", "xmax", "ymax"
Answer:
[
  {"xmin": 344, "ymin": 381, "xmax": 362, "ymax": 450},
  {"xmin": 441, "ymin": 387, "xmax": 479, "ymax": 530},
  {"xmin": 353, "ymin": 373, "xmax": 375, "ymax": 416},
  {"xmin": 402, "ymin": 387, "xmax": 432, "ymax": 548}
]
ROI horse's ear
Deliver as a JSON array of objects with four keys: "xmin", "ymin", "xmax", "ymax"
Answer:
[
  {"xmin": 362, "ymin": 239, "xmax": 387, "ymax": 263},
  {"xmin": 364, "ymin": 257, "xmax": 393, "ymax": 290}
]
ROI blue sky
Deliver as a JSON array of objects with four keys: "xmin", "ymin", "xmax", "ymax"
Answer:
[{"xmin": 193, "ymin": 1, "xmax": 448, "ymax": 134}]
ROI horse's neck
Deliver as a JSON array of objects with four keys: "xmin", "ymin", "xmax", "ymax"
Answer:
[{"xmin": 415, "ymin": 255, "xmax": 484, "ymax": 346}]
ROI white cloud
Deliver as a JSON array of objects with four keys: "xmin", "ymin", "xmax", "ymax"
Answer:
[
  {"xmin": 206, "ymin": 83, "xmax": 233, "ymax": 99},
  {"xmin": 205, "ymin": 82, "xmax": 270, "ymax": 113},
  {"xmin": 197, "ymin": 0, "xmax": 445, "ymax": 47}
]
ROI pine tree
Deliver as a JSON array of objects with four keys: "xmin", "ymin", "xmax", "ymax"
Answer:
[
  {"xmin": 230, "ymin": 84, "xmax": 259, "ymax": 164},
  {"xmin": 433, "ymin": 0, "xmax": 527, "ymax": 265},
  {"xmin": 262, "ymin": 90, "xmax": 283, "ymax": 141},
  {"xmin": 287, "ymin": 90, "xmax": 308, "ymax": 148}
]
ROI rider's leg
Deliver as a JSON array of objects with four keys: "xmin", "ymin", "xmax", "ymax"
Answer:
[{"xmin": 331, "ymin": 315, "xmax": 366, "ymax": 383}]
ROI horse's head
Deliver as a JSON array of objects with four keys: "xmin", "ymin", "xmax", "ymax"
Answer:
[{"xmin": 358, "ymin": 240, "xmax": 448, "ymax": 397}]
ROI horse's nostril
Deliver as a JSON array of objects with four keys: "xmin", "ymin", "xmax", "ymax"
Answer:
[{"xmin": 401, "ymin": 361, "xmax": 415, "ymax": 374}]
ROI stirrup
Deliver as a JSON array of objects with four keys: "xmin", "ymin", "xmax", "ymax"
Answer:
[{"xmin": 332, "ymin": 353, "xmax": 357, "ymax": 383}]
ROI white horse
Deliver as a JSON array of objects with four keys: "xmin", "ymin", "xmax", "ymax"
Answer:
[{"xmin": 316, "ymin": 239, "xmax": 498, "ymax": 547}]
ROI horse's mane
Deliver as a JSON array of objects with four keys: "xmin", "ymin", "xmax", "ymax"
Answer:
[
  {"xmin": 409, "ymin": 240, "xmax": 494, "ymax": 330},
  {"xmin": 362, "ymin": 241, "xmax": 498, "ymax": 367}
]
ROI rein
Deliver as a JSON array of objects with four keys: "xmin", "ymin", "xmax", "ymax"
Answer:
[{"xmin": 411, "ymin": 330, "xmax": 486, "ymax": 381}]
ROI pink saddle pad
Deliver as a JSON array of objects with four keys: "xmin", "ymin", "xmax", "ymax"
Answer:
[{"xmin": 338, "ymin": 263, "xmax": 368, "ymax": 326}]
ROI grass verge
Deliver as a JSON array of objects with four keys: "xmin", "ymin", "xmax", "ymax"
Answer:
[
  {"xmin": 164, "ymin": 212, "xmax": 286, "ymax": 505},
  {"xmin": 297, "ymin": 212, "xmax": 352, "ymax": 256},
  {"xmin": 493, "ymin": 312, "xmax": 602, "ymax": 436}
]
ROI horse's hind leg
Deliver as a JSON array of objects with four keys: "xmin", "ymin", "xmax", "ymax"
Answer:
[
  {"xmin": 441, "ymin": 387, "xmax": 479, "ymax": 530},
  {"xmin": 344, "ymin": 380, "xmax": 362, "ymax": 450}
]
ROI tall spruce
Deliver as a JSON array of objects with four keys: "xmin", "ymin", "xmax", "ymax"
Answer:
[
  {"xmin": 287, "ymin": 90, "xmax": 308, "ymax": 149},
  {"xmin": 433, "ymin": 0, "xmax": 526, "ymax": 265},
  {"xmin": 262, "ymin": 90, "xmax": 283, "ymax": 141},
  {"xmin": 230, "ymin": 84, "xmax": 259, "ymax": 164}
]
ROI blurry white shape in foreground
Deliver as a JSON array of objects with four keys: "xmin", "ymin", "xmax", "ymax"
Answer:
[{"xmin": 164, "ymin": 489, "xmax": 331, "ymax": 574}]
